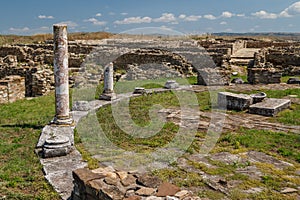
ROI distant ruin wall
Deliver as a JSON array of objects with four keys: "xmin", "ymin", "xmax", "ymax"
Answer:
[
  {"xmin": 0, "ymin": 75, "xmax": 25, "ymax": 104},
  {"xmin": 251, "ymin": 47, "xmax": 300, "ymax": 77},
  {"xmin": 232, "ymin": 40, "xmax": 246, "ymax": 55},
  {"xmin": 246, "ymin": 41, "xmax": 297, "ymax": 49},
  {"xmin": 247, "ymin": 68, "xmax": 282, "ymax": 84}
]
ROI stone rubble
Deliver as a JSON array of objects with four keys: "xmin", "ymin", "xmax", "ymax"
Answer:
[{"xmin": 72, "ymin": 166, "xmax": 200, "ymax": 200}]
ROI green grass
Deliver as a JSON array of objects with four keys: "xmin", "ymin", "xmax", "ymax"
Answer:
[
  {"xmin": 0, "ymin": 93, "xmax": 60, "ymax": 199},
  {"xmin": 217, "ymin": 129, "xmax": 300, "ymax": 163},
  {"xmin": 95, "ymin": 92, "xmax": 181, "ymax": 152}
]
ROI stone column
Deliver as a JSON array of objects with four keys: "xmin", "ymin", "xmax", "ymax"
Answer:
[
  {"xmin": 52, "ymin": 24, "xmax": 73, "ymax": 125},
  {"xmin": 100, "ymin": 62, "xmax": 116, "ymax": 100}
]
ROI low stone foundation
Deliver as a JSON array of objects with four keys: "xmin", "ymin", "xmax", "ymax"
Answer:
[
  {"xmin": 72, "ymin": 167, "xmax": 199, "ymax": 200},
  {"xmin": 0, "ymin": 75, "xmax": 25, "ymax": 104},
  {"xmin": 249, "ymin": 98, "xmax": 291, "ymax": 117}
]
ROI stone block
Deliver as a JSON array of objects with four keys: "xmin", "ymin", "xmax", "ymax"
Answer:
[
  {"xmin": 249, "ymin": 98, "xmax": 291, "ymax": 117},
  {"xmin": 218, "ymin": 92, "xmax": 253, "ymax": 111}
]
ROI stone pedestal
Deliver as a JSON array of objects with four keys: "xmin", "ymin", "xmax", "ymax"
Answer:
[
  {"xmin": 43, "ymin": 135, "xmax": 72, "ymax": 158},
  {"xmin": 100, "ymin": 62, "xmax": 116, "ymax": 101},
  {"xmin": 37, "ymin": 125, "xmax": 74, "ymax": 158},
  {"xmin": 218, "ymin": 92, "xmax": 253, "ymax": 111}
]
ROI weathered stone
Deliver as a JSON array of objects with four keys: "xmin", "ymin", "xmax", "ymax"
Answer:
[
  {"xmin": 175, "ymin": 190, "xmax": 190, "ymax": 199},
  {"xmin": 164, "ymin": 80, "xmax": 179, "ymax": 89},
  {"xmin": 135, "ymin": 187, "xmax": 156, "ymax": 196},
  {"xmin": 100, "ymin": 62, "xmax": 116, "ymax": 101},
  {"xmin": 133, "ymin": 87, "xmax": 146, "ymax": 94},
  {"xmin": 156, "ymin": 182, "xmax": 180, "ymax": 197},
  {"xmin": 218, "ymin": 92, "xmax": 253, "ymax": 111},
  {"xmin": 249, "ymin": 98, "xmax": 291, "ymax": 117},
  {"xmin": 231, "ymin": 78, "xmax": 244, "ymax": 84},
  {"xmin": 280, "ymin": 187, "xmax": 298, "ymax": 194},
  {"xmin": 52, "ymin": 24, "xmax": 73, "ymax": 125},
  {"xmin": 73, "ymin": 168, "xmax": 104, "ymax": 184},
  {"xmin": 0, "ymin": 75, "xmax": 25, "ymax": 104},
  {"xmin": 144, "ymin": 196, "xmax": 164, "ymax": 200},
  {"xmin": 167, "ymin": 196, "xmax": 179, "ymax": 200},
  {"xmin": 247, "ymin": 68, "xmax": 282, "ymax": 84},
  {"xmin": 117, "ymin": 171, "xmax": 128, "ymax": 180},
  {"xmin": 137, "ymin": 174, "xmax": 162, "ymax": 188},
  {"xmin": 72, "ymin": 101, "xmax": 90, "ymax": 111},
  {"xmin": 287, "ymin": 77, "xmax": 300, "ymax": 84},
  {"xmin": 104, "ymin": 176, "xmax": 120, "ymax": 186},
  {"xmin": 121, "ymin": 174, "xmax": 137, "ymax": 187},
  {"xmin": 250, "ymin": 92, "xmax": 267, "ymax": 104},
  {"xmin": 124, "ymin": 195, "xmax": 142, "ymax": 200}
]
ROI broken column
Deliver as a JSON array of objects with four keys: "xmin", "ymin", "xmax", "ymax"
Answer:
[
  {"xmin": 99, "ymin": 62, "xmax": 116, "ymax": 100},
  {"xmin": 52, "ymin": 24, "xmax": 73, "ymax": 125}
]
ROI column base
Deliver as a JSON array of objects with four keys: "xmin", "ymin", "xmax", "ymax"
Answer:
[
  {"xmin": 99, "ymin": 92, "xmax": 117, "ymax": 101},
  {"xmin": 43, "ymin": 135, "xmax": 72, "ymax": 158},
  {"xmin": 51, "ymin": 116, "xmax": 74, "ymax": 126}
]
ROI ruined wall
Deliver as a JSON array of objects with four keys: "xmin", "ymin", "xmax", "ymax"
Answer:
[
  {"xmin": 0, "ymin": 75, "xmax": 25, "ymax": 104},
  {"xmin": 251, "ymin": 47, "xmax": 300, "ymax": 77},
  {"xmin": 232, "ymin": 40, "xmax": 247, "ymax": 55},
  {"xmin": 72, "ymin": 167, "xmax": 198, "ymax": 200},
  {"xmin": 246, "ymin": 41, "xmax": 298, "ymax": 48},
  {"xmin": 247, "ymin": 68, "xmax": 282, "ymax": 84}
]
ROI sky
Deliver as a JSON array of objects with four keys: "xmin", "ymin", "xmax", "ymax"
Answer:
[{"xmin": 1, "ymin": 0, "xmax": 300, "ymax": 35}]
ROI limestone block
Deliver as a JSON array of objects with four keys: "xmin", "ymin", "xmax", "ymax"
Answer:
[
  {"xmin": 218, "ymin": 92, "xmax": 253, "ymax": 111},
  {"xmin": 249, "ymin": 98, "xmax": 291, "ymax": 117}
]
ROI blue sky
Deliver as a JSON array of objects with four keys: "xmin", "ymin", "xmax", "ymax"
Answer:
[{"xmin": 1, "ymin": 0, "xmax": 300, "ymax": 35}]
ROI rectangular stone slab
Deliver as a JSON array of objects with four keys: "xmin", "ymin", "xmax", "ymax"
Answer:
[
  {"xmin": 249, "ymin": 98, "xmax": 291, "ymax": 117},
  {"xmin": 218, "ymin": 92, "xmax": 253, "ymax": 111}
]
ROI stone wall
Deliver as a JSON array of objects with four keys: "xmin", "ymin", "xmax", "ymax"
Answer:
[
  {"xmin": 246, "ymin": 41, "xmax": 299, "ymax": 49},
  {"xmin": 0, "ymin": 75, "xmax": 25, "ymax": 104},
  {"xmin": 72, "ymin": 167, "xmax": 199, "ymax": 200},
  {"xmin": 250, "ymin": 47, "xmax": 300, "ymax": 78},
  {"xmin": 247, "ymin": 68, "xmax": 282, "ymax": 84},
  {"xmin": 232, "ymin": 40, "xmax": 247, "ymax": 55}
]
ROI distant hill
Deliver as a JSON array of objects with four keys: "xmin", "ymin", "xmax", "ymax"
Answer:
[{"xmin": 211, "ymin": 32, "xmax": 300, "ymax": 41}]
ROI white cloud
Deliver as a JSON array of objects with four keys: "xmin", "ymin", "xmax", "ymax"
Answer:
[
  {"xmin": 56, "ymin": 21, "xmax": 78, "ymax": 29},
  {"xmin": 95, "ymin": 13, "xmax": 102, "ymax": 17},
  {"xmin": 9, "ymin": 27, "xmax": 30, "ymax": 32},
  {"xmin": 203, "ymin": 14, "xmax": 217, "ymax": 20},
  {"xmin": 251, "ymin": 10, "xmax": 278, "ymax": 19},
  {"xmin": 179, "ymin": 14, "xmax": 186, "ymax": 19},
  {"xmin": 153, "ymin": 13, "xmax": 177, "ymax": 23},
  {"xmin": 237, "ymin": 13, "xmax": 245, "ymax": 17},
  {"xmin": 280, "ymin": 1, "xmax": 300, "ymax": 17},
  {"xmin": 121, "ymin": 12, "xmax": 128, "ymax": 16},
  {"xmin": 38, "ymin": 15, "xmax": 54, "ymax": 19},
  {"xmin": 220, "ymin": 21, "xmax": 227, "ymax": 25},
  {"xmin": 221, "ymin": 11, "xmax": 235, "ymax": 18},
  {"xmin": 7, "ymin": 26, "xmax": 51, "ymax": 35},
  {"xmin": 109, "ymin": 12, "xmax": 115, "ymax": 16},
  {"xmin": 183, "ymin": 15, "xmax": 202, "ymax": 22},
  {"xmin": 114, "ymin": 16, "xmax": 152, "ymax": 24},
  {"xmin": 84, "ymin": 18, "xmax": 107, "ymax": 26}
]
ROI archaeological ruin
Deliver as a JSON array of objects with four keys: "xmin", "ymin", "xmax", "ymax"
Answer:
[{"xmin": 0, "ymin": 24, "xmax": 299, "ymax": 200}]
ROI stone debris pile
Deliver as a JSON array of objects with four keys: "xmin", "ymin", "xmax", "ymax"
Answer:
[{"xmin": 72, "ymin": 167, "xmax": 200, "ymax": 200}]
